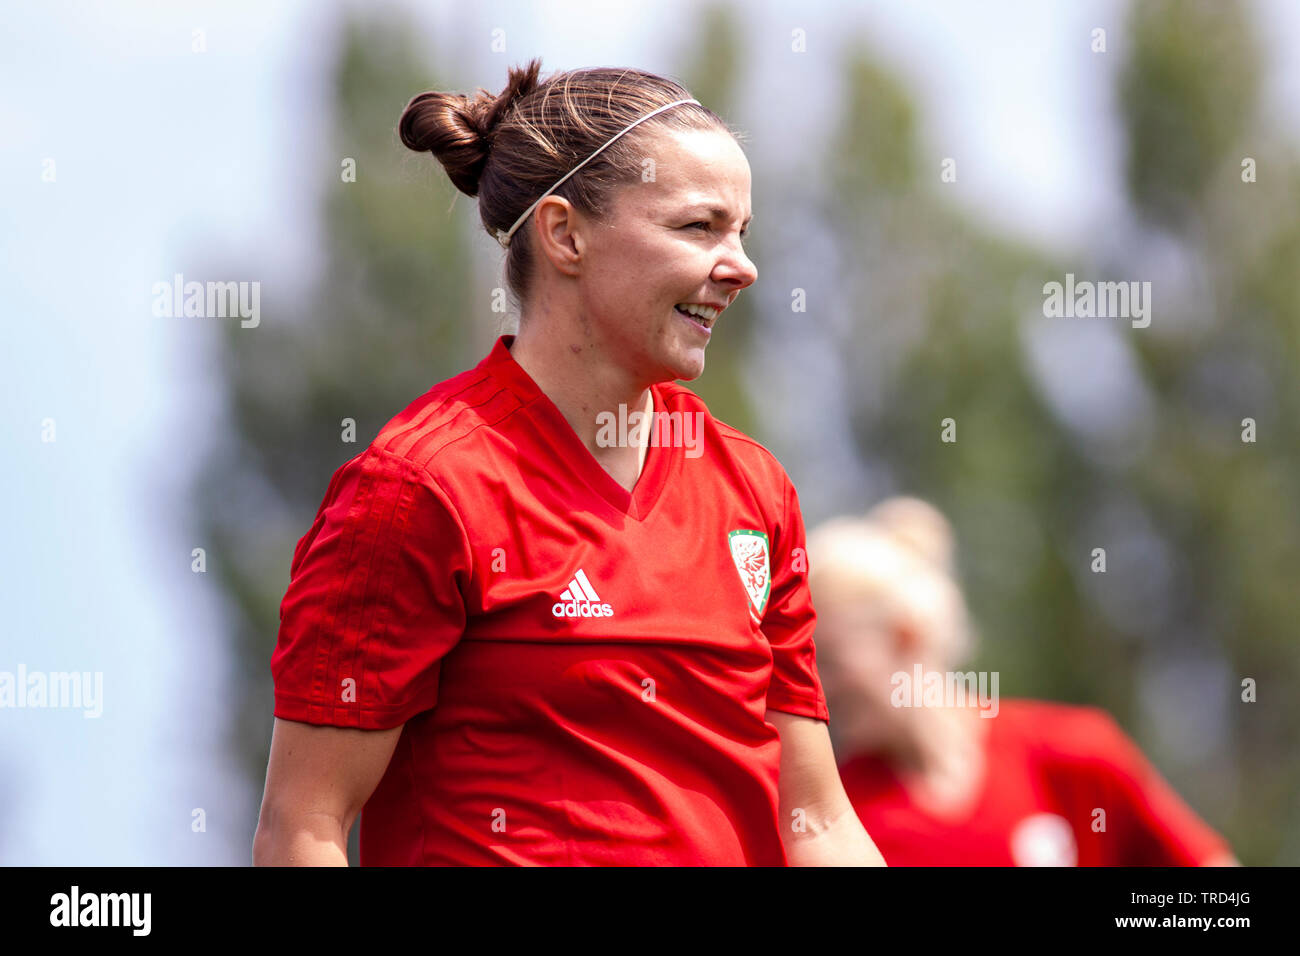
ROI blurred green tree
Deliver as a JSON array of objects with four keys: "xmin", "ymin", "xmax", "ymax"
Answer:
[
  {"xmin": 1116, "ymin": 0, "xmax": 1299, "ymax": 865},
  {"xmin": 812, "ymin": 0, "xmax": 1297, "ymax": 863}
]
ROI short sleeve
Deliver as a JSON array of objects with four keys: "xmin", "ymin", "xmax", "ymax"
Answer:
[
  {"xmin": 761, "ymin": 472, "xmax": 830, "ymax": 721},
  {"xmin": 1080, "ymin": 710, "xmax": 1233, "ymax": 866},
  {"xmin": 271, "ymin": 447, "xmax": 471, "ymax": 730}
]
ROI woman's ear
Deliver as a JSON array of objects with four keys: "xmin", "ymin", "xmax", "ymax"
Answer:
[{"xmin": 891, "ymin": 617, "xmax": 924, "ymax": 659}]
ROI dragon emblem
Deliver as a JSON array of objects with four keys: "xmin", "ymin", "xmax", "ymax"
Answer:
[{"xmin": 728, "ymin": 529, "xmax": 772, "ymax": 622}]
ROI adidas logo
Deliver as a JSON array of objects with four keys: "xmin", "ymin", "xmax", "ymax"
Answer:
[{"xmin": 551, "ymin": 568, "xmax": 615, "ymax": 618}]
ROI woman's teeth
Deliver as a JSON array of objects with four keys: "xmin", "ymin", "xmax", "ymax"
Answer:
[{"xmin": 674, "ymin": 303, "xmax": 718, "ymax": 328}]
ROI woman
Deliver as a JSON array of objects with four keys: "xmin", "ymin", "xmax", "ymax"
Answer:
[
  {"xmin": 252, "ymin": 60, "xmax": 885, "ymax": 866},
  {"xmin": 806, "ymin": 496, "xmax": 1239, "ymax": 866}
]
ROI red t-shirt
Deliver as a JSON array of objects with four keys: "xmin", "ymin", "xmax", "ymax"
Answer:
[
  {"xmin": 839, "ymin": 698, "xmax": 1231, "ymax": 866},
  {"xmin": 271, "ymin": 333, "xmax": 828, "ymax": 865}
]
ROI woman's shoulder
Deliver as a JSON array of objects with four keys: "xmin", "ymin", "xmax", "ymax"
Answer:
[
  {"xmin": 657, "ymin": 381, "xmax": 790, "ymax": 480},
  {"xmin": 364, "ymin": 363, "xmax": 521, "ymax": 479},
  {"xmin": 993, "ymin": 698, "xmax": 1136, "ymax": 765}
]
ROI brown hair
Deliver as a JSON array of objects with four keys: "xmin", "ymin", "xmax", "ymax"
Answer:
[{"xmin": 398, "ymin": 59, "xmax": 733, "ymax": 305}]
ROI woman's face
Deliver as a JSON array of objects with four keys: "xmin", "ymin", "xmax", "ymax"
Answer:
[
  {"xmin": 815, "ymin": 602, "xmax": 898, "ymax": 716},
  {"xmin": 815, "ymin": 593, "xmax": 947, "ymax": 750},
  {"xmin": 572, "ymin": 126, "xmax": 758, "ymax": 384}
]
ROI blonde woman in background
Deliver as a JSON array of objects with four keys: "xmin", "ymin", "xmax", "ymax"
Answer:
[{"xmin": 807, "ymin": 497, "xmax": 1238, "ymax": 866}]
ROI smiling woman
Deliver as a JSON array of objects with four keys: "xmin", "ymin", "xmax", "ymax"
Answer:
[{"xmin": 254, "ymin": 59, "xmax": 884, "ymax": 868}]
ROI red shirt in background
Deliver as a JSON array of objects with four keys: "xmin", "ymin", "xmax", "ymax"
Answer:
[
  {"xmin": 271, "ymin": 334, "xmax": 827, "ymax": 865},
  {"xmin": 839, "ymin": 698, "xmax": 1231, "ymax": 866}
]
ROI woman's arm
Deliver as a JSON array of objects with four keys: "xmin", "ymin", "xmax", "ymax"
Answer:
[
  {"xmin": 252, "ymin": 717, "xmax": 404, "ymax": 866},
  {"xmin": 767, "ymin": 709, "xmax": 887, "ymax": 866}
]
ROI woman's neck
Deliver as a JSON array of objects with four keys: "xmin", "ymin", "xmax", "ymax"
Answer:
[
  {"xmin": 837, "ymin": 701, "xmax": 988, "ymax": 814},
  {"xmin": 508, "ymin": 330, "xmax": 654, "ymax": 490},
  {"xmin": 892, "ymin": 705, "xmax": 987, "ymax": 815}
]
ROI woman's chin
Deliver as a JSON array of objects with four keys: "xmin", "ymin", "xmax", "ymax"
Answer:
[
  {"xmin": 674, "ymin": 360, "xmax": 705, "ymax": 382},
  {"xmin": 667, "ymin": 344, "xmax": 707, "ymax": 381}
]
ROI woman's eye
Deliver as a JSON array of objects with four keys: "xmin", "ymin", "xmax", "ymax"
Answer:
[{"xmin": 685, "ymin": 221, "xmax": 748, "ymax": 240}]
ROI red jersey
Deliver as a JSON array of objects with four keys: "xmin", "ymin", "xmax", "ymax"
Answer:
[
  {"xmin": 839, "ymin": 698, "xmax": 1231, "ymax": 866},
  {"xmin": 271, "ymin": 333, "xmax": 828, "ymax": 865}
]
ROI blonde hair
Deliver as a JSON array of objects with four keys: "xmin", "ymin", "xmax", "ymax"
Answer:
[{"xmin": 806, "ymin": 497, "xmax": 974, "ymax": 663}]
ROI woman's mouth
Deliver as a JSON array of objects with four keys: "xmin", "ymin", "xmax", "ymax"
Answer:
[{"xmin": 674, "ymin": 303, "xmax": 719, "ymax": 336}]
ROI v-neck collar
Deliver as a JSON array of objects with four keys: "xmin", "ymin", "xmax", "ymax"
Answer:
[{"xmin": 476, "ymin": 334, "xmax": 676, "ymax": 521}]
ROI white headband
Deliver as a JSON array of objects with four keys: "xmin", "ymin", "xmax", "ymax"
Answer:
[{"xmin": 494, "ymin": 97, "xmax": 701, "ymax": 250}]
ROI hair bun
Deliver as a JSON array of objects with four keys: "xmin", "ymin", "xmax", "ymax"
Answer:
[
  {"xmin": 862, "ymin": 496, "xmax": 955, "ymax": 572},
  {"xmin": 398, "ymin": 59, "xmax": 545, "ymax": 197}
]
